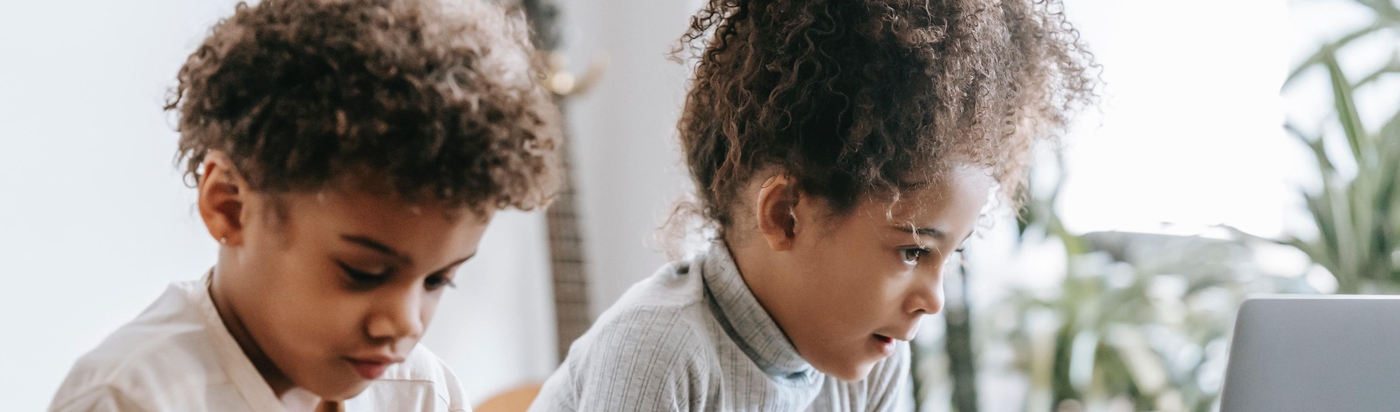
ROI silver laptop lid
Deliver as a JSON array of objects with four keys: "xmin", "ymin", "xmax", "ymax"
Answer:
[{"xmin": 1220, "ymin": 295, "xmax": 1400, "ymax": 411}]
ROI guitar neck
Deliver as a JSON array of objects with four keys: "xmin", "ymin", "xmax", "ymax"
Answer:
[
  {"xmin": 519, "ymin": 0, "xmax": 593, "ymax": 363},
  {"xmin": 545, "ymin": 154, "xmax": 591, "ymax": 361}
]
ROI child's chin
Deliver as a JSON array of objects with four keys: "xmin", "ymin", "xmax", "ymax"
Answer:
[
  {"xmin": 815, "ymin": 358, "xmax": 879, "ymax": 382},
  {"xmin": 306, "ymin": 377, "xmax": 374, "ymax": 402}
]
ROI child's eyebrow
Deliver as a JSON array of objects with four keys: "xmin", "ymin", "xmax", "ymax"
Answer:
[
  {"xmin": 341, "ymin": 235, "xmax": 412, "ymax": 265},
  {"xmin": 890, "ymin": 225, "xmax": 975, "ymax": 245},
  {"xmin": 891, "ymin": 225, "xmax": 944, "ymax": 239},
  {"xmin": 432, "ymin": 251, "xmax": 478, "ymax": 274}
]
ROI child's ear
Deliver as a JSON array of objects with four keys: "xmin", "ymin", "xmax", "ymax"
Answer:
[
  {"xmin": 755, "ymin": 174, "xmax": 801, "ymax": 252},
  {"xmin": 197, "ymin": 152, "xmax": 248, "ymax": 247}
]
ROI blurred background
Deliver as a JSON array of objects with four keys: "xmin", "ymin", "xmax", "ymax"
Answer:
[{"xmin": 0, "ymin": 0, "xmax": 1395, "ymax": 410}]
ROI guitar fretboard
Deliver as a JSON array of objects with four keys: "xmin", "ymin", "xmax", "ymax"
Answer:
[
  {"xmin": 518, "ymin": 0, "xmax": 593, "ymax": 363},
  {"xmin": 545, "ymin": 150, "xmax": 591, "ymax": 361}
]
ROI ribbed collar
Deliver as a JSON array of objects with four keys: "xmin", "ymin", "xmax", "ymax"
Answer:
[{"xmin": 699, "ymin": 242, "xmax": 820, "ymax": 385}]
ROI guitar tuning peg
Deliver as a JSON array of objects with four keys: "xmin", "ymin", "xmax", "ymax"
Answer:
[{"xmin": 544, "ymin": 51, "xmax": 609, "ymax": 97}]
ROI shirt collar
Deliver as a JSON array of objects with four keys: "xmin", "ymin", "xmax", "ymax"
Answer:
[
  {"xmin": 197, "ymin": 270, "xmax": 291, "ymax": 411},
  {"xmin": 698, "ymin": 242, "xmax": 819, "ymax": 383}
]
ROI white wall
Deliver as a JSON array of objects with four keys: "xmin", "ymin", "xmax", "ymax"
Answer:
[
  {"xmin": 0, "ymin": 2, "xmax": 239, "ymax": 409},
  {"xmin": 554, "ymin": 0, "xmax": 699, "ymax": 318},
  {"xmin": 1055, "ymin": 0, "xmax": 1296, "ymax": 239}
]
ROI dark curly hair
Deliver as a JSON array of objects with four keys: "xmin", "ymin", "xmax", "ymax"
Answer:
[
  {"xmin": 676, "ymin": 0, "xmax": 1098, "ymax": 233},
  {"xmin": 169, "ymin": 0, "xmax": 560, "ymax": 214}
]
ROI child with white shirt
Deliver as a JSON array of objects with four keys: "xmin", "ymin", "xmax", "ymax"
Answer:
[
  {"xmin": 531, "ymin": 0, "xmax": 1098, "ymax": 410},
  {"xmin": 50, "ymin": 0, "xmax": 560, "ymax": 411}
]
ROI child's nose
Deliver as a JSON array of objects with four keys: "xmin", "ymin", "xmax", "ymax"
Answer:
[
  {"xmin": 366, "ymin": 291, "xmax": 426, "ymax": 342},
  {"xmin": 905, "ymin": 270, "xmax": 945, "ymax": 316}
]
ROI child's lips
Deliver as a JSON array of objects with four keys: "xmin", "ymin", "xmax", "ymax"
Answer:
[
  {"xmin": 875, "ymin": 324, "xmax": 921, "ymax": 342},
  {"xmin": 871, "ymin": 334, "xmax": 897, "ymax": 356},
  {"xmin": 871, "ymin": 326, "xmax": 918, "ymax": 357},
  {"xmin": 344, "ymin": 355, "xmax": 402, "ymax": 380}
]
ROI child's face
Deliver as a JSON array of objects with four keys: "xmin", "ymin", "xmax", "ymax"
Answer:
[
  {"xmin": 755, "ymin": 167, "xmax": 991, "ymax": 381},
  {"xmin": 216, "ymin": 188, "xmax": 491, "ymax": 400}
]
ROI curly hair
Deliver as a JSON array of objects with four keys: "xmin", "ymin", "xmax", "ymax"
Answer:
[
  {"xmin": 169, "ymin": 0, "xmax": 560, "ymax": 214},
  {"xmin": 676, "ymin": 0, "xmax": 1098, "ymax": 232}
]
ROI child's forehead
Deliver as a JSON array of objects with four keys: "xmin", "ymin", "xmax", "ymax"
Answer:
[
  {"xmin": 844, "ymin": 177, "xmax": 992, "ymax": 243},
  {"xmin": 871, "ymin": 176, "xmax": 994, "ymax": 217},
  {"xmin": 283, "ymin": 186, "xmax": 489, "ymax": 223}
]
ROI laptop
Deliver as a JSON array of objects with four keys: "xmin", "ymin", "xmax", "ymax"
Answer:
[{"xmin": 1220, "ymin": 295, "xmax": 1400, "ymax": 411}]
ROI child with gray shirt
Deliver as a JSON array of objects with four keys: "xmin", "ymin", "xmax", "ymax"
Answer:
[{"xmin": 532, "ymin": 0, "xmax": 1098, "ymax": 410}]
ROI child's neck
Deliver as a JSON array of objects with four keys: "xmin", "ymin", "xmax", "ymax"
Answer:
[
  {"xmin": 723, "ymin": 236, "xmax": 786, "ymax": 324},
  {"xmin": 208, "ymin": 266, "xmax": 298, "ymax": 397}
]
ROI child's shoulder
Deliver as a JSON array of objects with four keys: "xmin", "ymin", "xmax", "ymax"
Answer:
[
  {"xmin": 614, "ymin": 259, "xmax": 710, "ymax": 310},
  {"xmin": 67, "ymin": 280, "xmax": 218, "ymax": 380},
  {"xmin": 538, "ymin": 260, "xmax": 721, "ymax": 410},
  {"xmin": 598, "ymin": 259, "xmax": 716, "ymax": 332},
  {"xmin": 50, "ymin": 281, "xmax": 224, "ymax": 410},
  {"xmin": 532, "ymin": 257, "xmax": 740, "ymax": 410},
  {"xmin": 570, "ymin": 259, "xmax": 722, "ymax": 367}
]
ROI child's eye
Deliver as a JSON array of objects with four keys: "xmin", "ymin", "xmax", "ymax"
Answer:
[
  {"xmin": 900, "ymin": 247, "xmax": 931, "ymax": 265},
  {"xmin": 337, "ymin": 262, "xmax": 389, "ymax": 285},
  {"xmin": 424, "ymin": 274, "xmax": 457, "ymax": 291}
]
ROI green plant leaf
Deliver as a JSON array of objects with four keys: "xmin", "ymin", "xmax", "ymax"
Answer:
[
  {"xmin": 1354, "ymin": 53, "xmax": 1400, "ymax": 88},
  {"xmin": 1286, "ymin": 122, "xmax": 1336, "ymax": 173},
  {"xmin": 1285, "ymin": 24, "xmax": 1385, "ymax": 88},
  {"xmin": 1354, "ymin": 0, "xmax": 1400, "ymax": 24},
  {"xmin": 1304, "ymin": 190, "xmax": 1341, "ymax": 267},
  {"xmin": 1284, "ymin": 236, "xmax": 1338, "ymax": 278},
  {"xmin": 1328, "ymin": 178, "xmax": 1362, "ymax": 291},
  {"xmin": 1323, "ymin": 52, "xmax": 1371, "ymax": 166}
]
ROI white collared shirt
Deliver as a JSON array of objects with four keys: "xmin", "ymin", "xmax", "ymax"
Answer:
[{"xmin": 49, "ymin": 276, "xmax": 472, "ymax": 412}]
